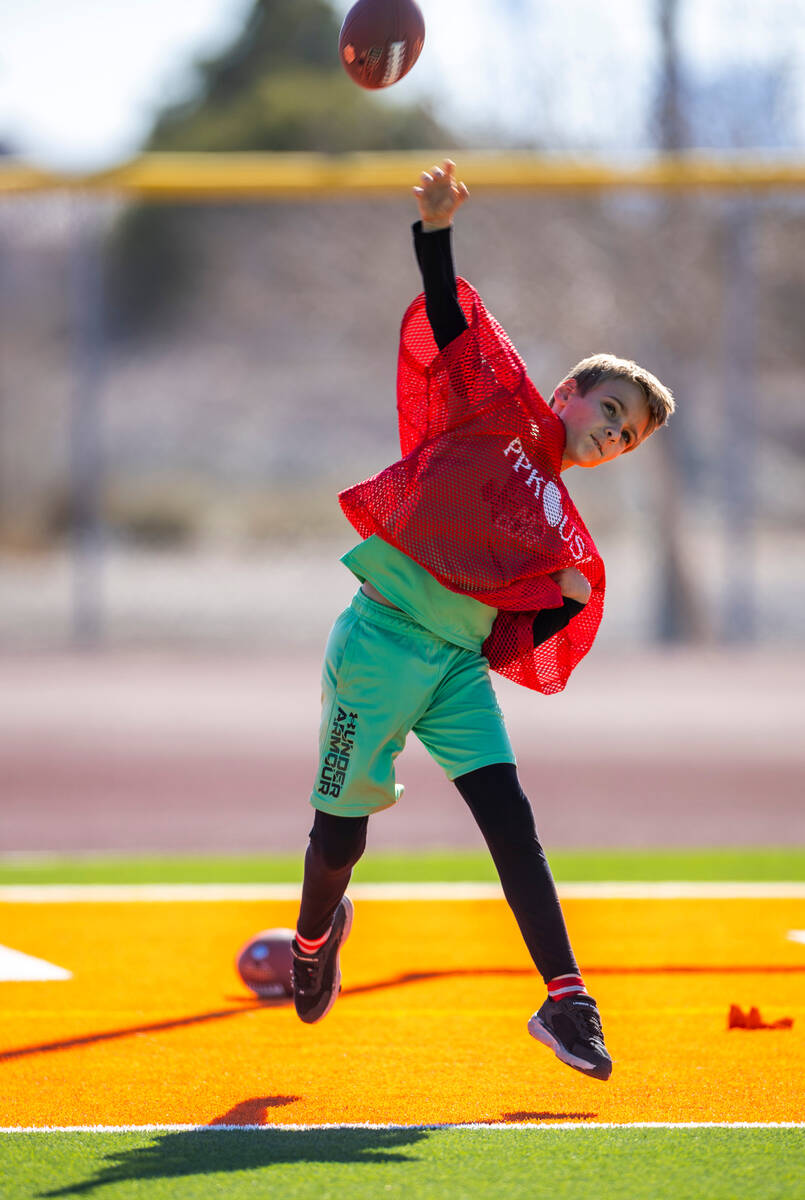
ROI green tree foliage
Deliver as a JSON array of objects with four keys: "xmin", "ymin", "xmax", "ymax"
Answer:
[
  {"xmin": 108, "ymin": 0, "xmax": 453, "ymax": 336},
  {"xmin": 147, "ymin": 0, "xmax": 450, "ymax": 152}
]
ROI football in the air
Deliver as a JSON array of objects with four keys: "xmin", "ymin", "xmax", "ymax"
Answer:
[
  {"xmin": 236, "ymin": 928, "xmax": 294, "ymax": 1000},
  {"xmin": 338, "ymin": 0, "xmax": 426, "ymax": 90}
]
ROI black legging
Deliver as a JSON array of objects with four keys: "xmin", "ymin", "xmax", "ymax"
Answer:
[
  {"xmin": 296, "ymin": 762, "xmax": 579, "ymax": 984},
  {"xmin": 296, "ymin": 809, "xmax": 368, "ymax": 942},
  {"xmin": 453, "ymin": 763, "xmax": 578, "ymax": 982}
]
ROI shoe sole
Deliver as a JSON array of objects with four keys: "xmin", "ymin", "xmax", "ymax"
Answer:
[
  {"xmin": 301, "ymin": 896, "xmax": 354, "ymax": 1025},
  {"xmin": 527, "ymin": 1014, "xmax": 613, "ymax": 1081}
]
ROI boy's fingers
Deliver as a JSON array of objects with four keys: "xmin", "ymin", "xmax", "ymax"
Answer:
[{"xmin": 415, "ymin": 161, "xmax": 467, "ymax": 206}]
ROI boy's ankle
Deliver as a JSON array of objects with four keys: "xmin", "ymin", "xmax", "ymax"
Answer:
[
  {"xmin": 547, "ymin": 973, "xmax": 587, "ymax": 1002},
  {"xmin": 294, "ymin": 928, "xmax": 331, "ymax": 955}
]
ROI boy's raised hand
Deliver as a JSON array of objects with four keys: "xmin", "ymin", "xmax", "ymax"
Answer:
[{"xmin": 413, "ymin": 160, "xmax": 469, "ymax": 231}]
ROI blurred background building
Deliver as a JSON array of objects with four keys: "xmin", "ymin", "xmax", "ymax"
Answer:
[
  {"xmin": 1, "ymin": 0, "xmax": 803, "ymax": 855},
  {"xmin": 0, "ymin": 0, "xmax": 803, "ymax": 653}
]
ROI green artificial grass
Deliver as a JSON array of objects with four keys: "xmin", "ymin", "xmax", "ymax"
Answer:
[
  {"xmin": 0, "ymin": 847, "xmax": 803, "ymax": 886},
  {"xmin": 1, "ymin": 1128, "xmax": 801, "ymax": 1200}
]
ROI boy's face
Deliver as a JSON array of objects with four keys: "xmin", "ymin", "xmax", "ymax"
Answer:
[{"xmin": 552, "ymin": 376, "xmax": 652, "ymax": 470}]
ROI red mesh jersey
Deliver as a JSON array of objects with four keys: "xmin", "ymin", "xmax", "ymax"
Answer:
[{"xmin": 339, "ymin": 279, "xmax": 605, "ymax": 694}]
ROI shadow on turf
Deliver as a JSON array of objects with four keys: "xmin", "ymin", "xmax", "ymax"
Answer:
[
  {"xmin": 209, "ymin": 1096, "xmax": 300, "ymax": 1124},
  {"xmin": 500, "ymin": 1111, "xmax": 597, "ymax": 1122},
  {"xmin": 7, "ymin": 963, "xmax": 803, "ymax": 1065},
  {"xmin": 343, "ymin": 963, "xmax": 805, "ymax": 998},
  {"xmin": 38, "ymin": 1126, "xmax": 431, "ymax": 1197},
  {"xmin": 0, "ymin": 1006, "xmax": 254, "ymax": 1063}
]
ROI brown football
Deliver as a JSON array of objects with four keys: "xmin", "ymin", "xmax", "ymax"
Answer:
[
  {"xmin": 236, "ymin": 928, "xmax": 294, "ymax": 1000},
  {"xmin": 338, "ymin": 0, "xmax": 426, "ymax": 90}
]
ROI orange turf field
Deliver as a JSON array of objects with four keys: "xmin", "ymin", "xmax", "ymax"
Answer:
[{"xmin": 1, "ymin": 896, "xmax": 804, "ymax": 1127}]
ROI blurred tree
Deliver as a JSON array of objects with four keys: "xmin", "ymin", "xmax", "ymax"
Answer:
[
  {"xmin": 107, "ymin": 0, "xmax": 453, "ymax": 335},
  {"xmin": 147, "ymin": 0, "xmax": 448, "ymax": 153}
]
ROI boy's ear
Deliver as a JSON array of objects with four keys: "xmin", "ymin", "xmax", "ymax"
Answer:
[{"xmin": 551, "ymin": 377, "xmax": 578, "ymax": 414}]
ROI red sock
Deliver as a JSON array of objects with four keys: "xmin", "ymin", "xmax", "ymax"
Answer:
[
  {"xmin": 547, "ymin": 973, "xmax": 587, "ymax": 1002},
  {"xmin": 295, "ymin": 927, "xmax": 331, "ymax": 955}
]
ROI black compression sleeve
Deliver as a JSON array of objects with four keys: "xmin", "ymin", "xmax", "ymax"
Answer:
[
  {"xmin": 413, "ymin": 217, "xmax": 584, "ymax": 648},
  {"xmin": 412, "ymin": 220, "xmax": 469, "ymax": 351},
  {"xmin": 453, "ymin": 763, "xmax": 579, "ymax": 982},
  {"xmin": 531, "ymin": 597, "xmax": 585, "ymax": 646}
]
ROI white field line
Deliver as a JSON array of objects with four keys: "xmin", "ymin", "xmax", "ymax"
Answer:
[
  {"xmin": 1, "ymin": 1122, "xmax": 804, "ymax": 1133},
  {"xmin": 0, "ymin": 944, "xmax": 71, "ymax": 981},
  {"xmin": 2, "ymin": 882, "xmax": 805, "ymax": 903}
]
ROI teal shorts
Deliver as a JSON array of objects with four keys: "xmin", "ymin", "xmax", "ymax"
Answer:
[{"xmin": 311, "ymin": 589, "xmax": 516, "ymax": 818}]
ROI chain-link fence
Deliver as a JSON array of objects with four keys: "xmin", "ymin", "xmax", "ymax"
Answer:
[{"xmin": 1, "ymin": 159, "xmax": 803, "ymax": 649}]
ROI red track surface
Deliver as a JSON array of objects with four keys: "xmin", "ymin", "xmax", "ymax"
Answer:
[{"xmin": 2, "ymin": 648, "xmax": 804, "ymax": 854}]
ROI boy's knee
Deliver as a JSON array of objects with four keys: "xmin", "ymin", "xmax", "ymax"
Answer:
[
  {"xmin": 310, "ymin": 810, "xmax": 368, "ymax": 872},
  {"xmin": 455, "ymin": 762, "xmax": 541, "ymax": 846}
]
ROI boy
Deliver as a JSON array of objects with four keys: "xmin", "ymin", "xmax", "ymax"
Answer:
[{"xmin": 290, "ymin": 161, "xmax": 674, "ymax": 1083}]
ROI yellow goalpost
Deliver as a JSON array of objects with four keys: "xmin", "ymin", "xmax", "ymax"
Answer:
[{"xmin": 1, "ymin": 150, "xmax": 804, "ymax": 200}]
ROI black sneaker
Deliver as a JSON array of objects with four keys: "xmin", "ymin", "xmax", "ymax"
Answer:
[
  {"xmin": 291, "ymin": 897, "xmax": 354, "ymax": 1024},
  {"xmin": 527, "ymin": 993, "xmax": 613, "ymax": 1081}
]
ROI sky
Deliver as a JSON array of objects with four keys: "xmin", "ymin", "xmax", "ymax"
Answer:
[{"xmin": 0, "ymin": 0, "xmax": 802, "ymax": 170}]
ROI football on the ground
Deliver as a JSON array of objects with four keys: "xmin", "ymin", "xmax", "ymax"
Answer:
[
  {"xmin": 338, "ymin": 0, "xmax": 426, "ymax": 90},
  {"xmin": 236, "ymin": 928, "xmax": 294, "ymax": 999}
]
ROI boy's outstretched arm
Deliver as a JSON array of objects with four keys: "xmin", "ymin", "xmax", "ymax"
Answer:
[
  {"xmin": 413, "ymin": 159, "xmax": 469, "ymax": 230},
  {"xmin": 411, "ymin": 160, "xmax": 470, "ymax": 353}
]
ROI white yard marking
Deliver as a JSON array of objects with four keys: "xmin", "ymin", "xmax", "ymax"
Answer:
[
  {"xmin": 1, "ymin": 882, "xmax": 805, "ymax": 903},
  {"xmin": 0, "ymin": 944, "xmax": 72, "ymax": 981}
]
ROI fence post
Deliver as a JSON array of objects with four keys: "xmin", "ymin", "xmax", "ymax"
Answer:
[
  {"xmin": 722, "ymin": 197, "xmax": 756, "ymax": 642},
  {"xmin": 69, "ymin": 196, "xmax": 105, "ymax": 647}
]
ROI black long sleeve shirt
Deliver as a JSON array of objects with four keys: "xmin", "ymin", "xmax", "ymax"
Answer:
[{"xmin": 412, "ymin": 220, "xmax": 585, "ymax": 645}]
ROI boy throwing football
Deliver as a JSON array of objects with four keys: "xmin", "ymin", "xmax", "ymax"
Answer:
[{"xmin": 290, "ymin": 161, "xmax": 674, "ymax": 1082}]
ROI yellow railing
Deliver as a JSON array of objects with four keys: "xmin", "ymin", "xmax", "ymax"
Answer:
[{"xmin": 2, "ymin": 151, "xmax": 805, "ymax": 199}]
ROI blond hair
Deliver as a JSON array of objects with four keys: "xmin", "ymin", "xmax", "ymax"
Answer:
[{"xmin": 564, "ymin": 353, "xmax": 675, "ymax": 440}]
